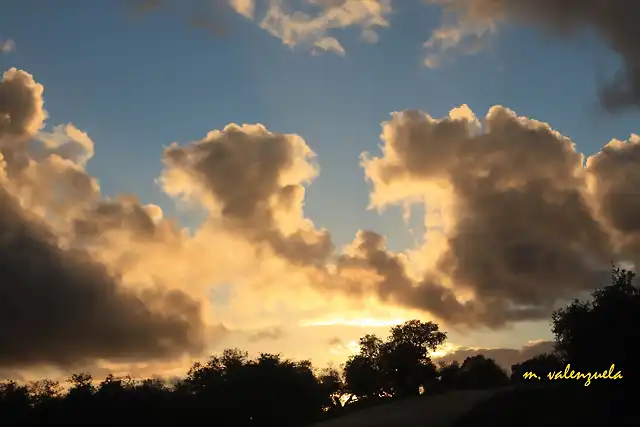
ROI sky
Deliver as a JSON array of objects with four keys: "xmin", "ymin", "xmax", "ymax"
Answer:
[{"xmin": 0, "ymin": 0, "xmax": 638, "ymax": 382}]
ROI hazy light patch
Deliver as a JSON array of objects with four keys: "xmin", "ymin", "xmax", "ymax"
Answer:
[
  {"xmin": 300, "ymin": 317, "xmax": 408, "ymax": 327},
  {"xmin": 617, "ymin": 260, "xmax": 636, "ymax": 272},
  {"xmin": 329, "ymin": 339, "xmax": 359, "ymax": 355},
  {"xmin": 430, "ymin": 342, "xmax": 460, "ymax": 358}
]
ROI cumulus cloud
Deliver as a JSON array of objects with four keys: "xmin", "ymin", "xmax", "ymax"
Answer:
[
  {"xmin": 153, "ymin": 102, "xmax": 639, "ymax": 332},
  {"xmin": 0, "ymin": 68, "xmax": 47, "ymax": 138},
  {"xmin": 586, "ymin": 134, "xmax": 640, "ymax": 265},
  {"xmin": 424, "ymin": 0, "xmax": 640, "ymax": 111},
  {"xmin": 354, "ymin": 104, "xmax": 638, "ymax": 328},
  {"xmin": 0, "ymin": 39, "xmax": 15, "ymax": 53},
  {"xmin": 0, "ymin": 68, "xmax": 206, "ymax": 368},
  {"xmin": 2, "ymin": 64, "xmax": 639, "ymax": 376},
  {"xmin": 33, "ymin": 124, "xmax": 95, "ymax": 166},
  {"xmin": 159, "ymin": 123, "xmax": 333, "ymax": 266},
  {"xmin": 0, "ymin": 189, "xmax": 204, "ymax": 367}
]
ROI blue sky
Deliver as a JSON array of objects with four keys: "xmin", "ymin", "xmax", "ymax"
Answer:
[
  {"xmin": 3, "ymin": 0, "xmax": 636, "ymax": 250},
  {"xmin": 1, "ymin": 0, "xmax": 638, "ymax": 373}
]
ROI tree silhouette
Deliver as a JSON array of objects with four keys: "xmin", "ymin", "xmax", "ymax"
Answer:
[
  {"xmin": 63, "ymin": 372, "xmax": 96, "ymax": 424},
  {"xmin": 455, "ymin": 355, "xmax": 509, "ymax": 389},
  {"xmin": 343, "ymin": 353, "xmax": 385, "ymax": 400},
  {"xmin": 551, "ymin": 266, "xmax": 639, "ymax": 414},
  {"xmin": 0, "ymin": 380, "xmax": 31, "ymax": 424},
  {"xmin": 343, "ymin": 320, "xmax": 446, "ymax": 399},
  {"xmin": 29, "ymin": 379, "xmax": 63, "ymax": 422},
  {"xmin": 388, "ymin": 320, "xmax": 447, "ymax": 352},
  {"xmin": 437, "ymin": 360, "xmax": 461, "ymax": 390},
  {"xmin": 180, "ymin": 349, "xmax": 331, "ymax": 426},
  {"xmin": 2, "ymin": 295, "xmax": 636, "ymax": 427},
  {"xmin": 316, "ymin": 366, "xmax": 350, "ymax": 414},
  {"xmin": 379, "ymin": 340, "xmax": 438, "ymax": 397}
]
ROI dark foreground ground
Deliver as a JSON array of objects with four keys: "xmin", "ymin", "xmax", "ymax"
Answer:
[
  {"xmin": 310, "ymin": 388, "xmax": 510, "ymax": 427},
  {"xmin": 312, "ymin": 384, "xmax": 639, "ymax": 427},
  {"xmin": 452, "ymin": 383, "xmax": 639, "ymax": 427}
]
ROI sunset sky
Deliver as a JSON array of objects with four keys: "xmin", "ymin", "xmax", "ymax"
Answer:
[{"xmin": 0, "ymin": 0, "xmax": 638, "ymax": 382}]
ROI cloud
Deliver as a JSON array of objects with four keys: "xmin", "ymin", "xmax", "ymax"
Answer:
[
  {"xmin": 0, "ymin": 69, "xmax": 47, "ymax": 138},
  {"xmin": 126, "ymin": 0, "xmax": 639, "ymax": 108},
  {"xmin": 0, "ymin": 39, "xmax": 15, "ymax": 53},
  {"xmin": 157, "ymin": 103, "xmax": 638, "ymax": 332},
  {"xmin": 422, "ymin": 1, "xmax": 497, "ymax": 69},
  {"xmin": 352, "ymin": 104, "xmax": 638, "ymax": 328},
  {"xmin": 130, "ymin": 0, "xmax": 391, "ymax": 56},
  {"xmin": 327, "ymin": 337, "xmax": 359, "ymax": 355},
  {"xmin": 247, "ymin": 327, "xmax": 284, "ymax": 343},
  {"xmin": 2, "ymin": 65, "xmax": 639, "ymax": 377},
  {"xmin": 33, "ymin": 124, "xmax": 95, "ymax": 166},
  {"xmin": 586, "ymin": 134, "xmax": 640, "ymax": 265},
  {"xmin": 436, "ymin": 340, "xmax": 554, "ymax": 372},
  {"xmin": 159, "ymin": 122, "xmax": 333, "ymax": 266},
  {"xmin": 328, "ymin": 336, "xmax": 343, "ymax": 346},
  {"xmin": 229, "ymin": 0, "xmax": 256, "ymax": 19},
  {"xmin": 0, "ymin": 184, "xmax": 206, "ymax": 368},
  {"xmin": 0, "ymin": 69, "xmax": 209, "ymax": 368},
  {"xmin": 424, "ymin": 0, "xmax": 640, "ymax": 112},
  {"xmin": 257, "ymin": 0, "xmax": 392, "ymax": 55},
  {"xmin": 1, "ymin": 67, "xmax": 343, "ymax": 373}
]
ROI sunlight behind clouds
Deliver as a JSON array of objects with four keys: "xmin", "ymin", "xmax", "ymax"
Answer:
[
  {"xmin": 2, "ymin": 65, "xmax": 639, "ymax": 377},
  {"xmin": 0, "ymin": 0, "xmax": 639, "ymax": 382}
]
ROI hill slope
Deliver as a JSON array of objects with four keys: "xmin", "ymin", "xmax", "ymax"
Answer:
[{"xmin": 311, "ymin": 388, "xmax": 510, "ymax": 427}]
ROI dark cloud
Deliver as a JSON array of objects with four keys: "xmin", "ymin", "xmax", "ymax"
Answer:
[
  {"xmin": 73, "ymin": 195, "xmax": 169, "ymax": 242},
  {"xmin": 501, "ymin": 0, "xmax": 640, "ymax": 112},
  {"xmin": 0, "ymin": 68, "xmax": 206, "ymax": 369},
  {"xmin": 247, "ymin": 327, "xmax": 284, "ymax": 343},
  {"xmin": 359, "ymin": 105, "xmax": 636, "ymax": 328},
  {"xmin": 586, "ymin": 135, "xmax": 640, "ymax": 265},
  {"xmin": 430, "ymin": 0, "xmax": 640, "ymax": 112},
  {"xmin": 436, "ymin": 340, "xmax": 555, "ymax": 372},
  {"xmin": 337, "ymin": 229, "xmax": 550, "ymax": 328},
  {"xmin": 0, "ymin": 186, "xmax": 204, "ymax": 368}
]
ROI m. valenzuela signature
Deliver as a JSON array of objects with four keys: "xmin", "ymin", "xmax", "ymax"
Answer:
[{"xmin": 523, "ymin": 364, "xmax": 623, "ymax": 386}]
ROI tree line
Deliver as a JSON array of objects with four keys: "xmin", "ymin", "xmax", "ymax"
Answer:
[{"xmin": 1, "ymin": 267, "xmax": 638, "ymax": 426}]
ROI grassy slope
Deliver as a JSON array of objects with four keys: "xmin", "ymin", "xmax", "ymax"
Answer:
[
  {"xmin": 310, "ymin": 388, "xmax": 508, "ymax": 427},
  {"xmin": 451, "ymin": 383, "xmax": 638, "ymax": 427}
]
